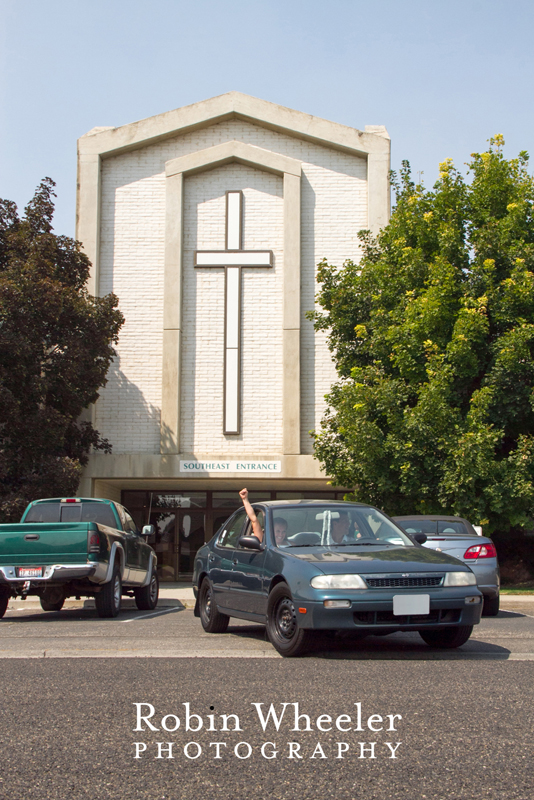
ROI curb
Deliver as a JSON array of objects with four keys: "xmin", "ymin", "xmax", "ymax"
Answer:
[{"xmin": 8, "ymin": 597, "xmax": 196, "ymax": 611}]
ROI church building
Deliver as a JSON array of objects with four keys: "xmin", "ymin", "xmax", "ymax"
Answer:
[{"xmin": 76, "ymin": 92, "xmax": 390, "ymax": 580}]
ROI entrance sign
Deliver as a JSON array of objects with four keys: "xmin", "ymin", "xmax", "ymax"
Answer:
[
  {"xmin": 180, "ymin": 460, "xmax": 282, "ymax": 473},
  {"xmin": 195, "ymin": 191, "xmax": 273, "ymax": 435}
]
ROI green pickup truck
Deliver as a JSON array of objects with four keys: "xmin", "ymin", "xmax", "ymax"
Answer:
[{"xmin": 0, "ymin": 497, "xmax": 158, "ymax": 619}]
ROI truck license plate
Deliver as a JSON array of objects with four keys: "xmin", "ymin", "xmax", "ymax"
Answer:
[{"xmin": 18, "ymin": 567, "xmax": 43, "ymax": 578}]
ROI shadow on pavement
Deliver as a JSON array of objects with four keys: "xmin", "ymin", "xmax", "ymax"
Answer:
[
  {"xmin": 225, "ymin": 623, "xmax": 513, "ymax": 660},
  {"xmin": 1, "ymin": 604, "xmax": 186, "ymax": 624},
  {"xmin": 497, "ymin": 610, "xmax": 528, "ymax": 618}
]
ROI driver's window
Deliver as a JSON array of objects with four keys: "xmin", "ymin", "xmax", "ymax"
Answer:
[
  {"xmin": 218, "ymin": 510, "xmax": 246, "ymax": 549},
  {"xmin": 124, "ymin": 511, "xmax": 138, "ymax": 534},
  {"xmin": 241, "ymin": 509, "xmax": 265, "ymax": 544}
]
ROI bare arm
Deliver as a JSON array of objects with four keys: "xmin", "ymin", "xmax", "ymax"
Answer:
[{"xmin": 238, "ymin": 488, "xmax": 263, "ymax": 543}]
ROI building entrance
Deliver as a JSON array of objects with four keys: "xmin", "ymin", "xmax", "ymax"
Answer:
[{"xmin": 122, "ymin": 488, "xmax": 346, "ymax": 581}]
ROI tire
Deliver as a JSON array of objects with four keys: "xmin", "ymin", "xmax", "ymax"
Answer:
[
  {"xmin": 266, "ymin": 583, "xmax": 313, "ymax": 657},
  {"xmin": 95, "ymin": 564, "xmax": 122, "ymax": 618},
  {"xmin": 482, "ymin": 594, "xmax": 500, "ymax": 617},
  {"xmin": 0, "ymin": 592, "xmax": 9, "ymax": 619},
  {"xmin": 198, "ymin": 579, "xmax": 229, "ymax": 633},
  {"xmin": 419, "ymin": 625, "xmax": 473, "ymax": 649},
  {"xmin": 40, "ymin": 588, "xmax": 65, "ymax": 612},
  {"xmin": 134, "ymin": 569, "xmax": 159, "ymax": 611}
]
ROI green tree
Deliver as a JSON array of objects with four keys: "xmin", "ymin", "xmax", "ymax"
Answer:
[
  {"xmin": 0, "ymin": 179, "xmax": 124, "ymax": 522},
  {"xmin": 311, "ymin": 136, "xmax": 534, "ymax": 532}
]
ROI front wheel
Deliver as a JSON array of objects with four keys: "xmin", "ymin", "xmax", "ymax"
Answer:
[
  {"xmin": 199, "ymin": 579, "xmax": 229, "ymax": 633},
  {"xmin": 0, "ymin": 591, "xmax": 9, "ymax": 619},
  {"xmin": 134, "ymin": 569, "xmax": 159, "ymax": 611},
  {"xmin": 95, "ymin": 564, "xmax": 122, "ymax": 618},
  {"xmin": 419, "ymin": 625, "xmax": 473, "ymax": 649},
  {"xmin": 266, "ymin": 583, "xmax": 312, "ymax": 657}
]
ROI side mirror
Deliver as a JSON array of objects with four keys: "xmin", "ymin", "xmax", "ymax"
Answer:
[
  {"xmin": 142, "ymin": 524, "xmax": 155, "ymax": 540},
  {"xmin": 413, "ymin": 533, "xmax": 427, "ymax": 545},
  {"xmin": 237, "ymin": 535, "xmax": 263, "ymax": 551}
]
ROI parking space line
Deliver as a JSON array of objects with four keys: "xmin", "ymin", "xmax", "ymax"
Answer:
[{"xmin": 121, "ymin": 606, "xmax": 185, "ymax": 623}]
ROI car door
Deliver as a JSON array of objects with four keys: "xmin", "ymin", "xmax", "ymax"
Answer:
[
  {"xmin": 230, "ymin": 508, "xmax": 267, "ymax": 616},
  {"xmin": 209, "ymin": 509, "xmax": 247, "ymax": 609},
  {"xmin": 115, "ymin": 504, "xmax": 141, "ymax": 582}
]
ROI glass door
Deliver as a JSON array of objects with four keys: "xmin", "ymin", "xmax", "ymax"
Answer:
[
  {"xmin": 176, "ymin": 509, "xmax": 206, "ymax": 578},
  {"xmin": 150, "ymin": 510, "xmax": 177, "ymax": 582}
]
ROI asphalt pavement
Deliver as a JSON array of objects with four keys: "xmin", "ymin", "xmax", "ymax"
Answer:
[
  {"xmin": 2, "ymin": 595, "xmax": 534, "ymax": 660},
  {"xmin": 1, "ymin": 600, "xmax": 533, "ymax": 800}
]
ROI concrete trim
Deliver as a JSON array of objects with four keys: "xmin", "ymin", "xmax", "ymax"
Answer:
[
  {"xmin": 163, "ymin": 172, "xmax": 184, "ymax": 330},
  {"xmin": 165, "ymin": 139, "xmax": 302, "ymax": 178},
  {"xmin": 75, "ymin": 153, "xmax": 101, "ymax": 295},
  {"xmin": 282, "ymin": 172, "xmax": 301, "ymax": 454},
  {"xmin": 83, "ymin": 453, "xmax": 326, "ymax": 481},
  {"xmin": 160, "ymin": 329, "xmax": 181, "ymax": 453},
  {"xmin": 367, "ymin": 151, "xmax": 391, "ymax": 236},
  {"xmin": 160, "ymin": 172, "xmax": 183, "ymax": 454},
  {"xmin": 78, "ymin": 91, "xmax": 390, "ymax": 160},
  {"xmin": 160, "ymin": 140, "xmax": 302, "ymax": 456}
]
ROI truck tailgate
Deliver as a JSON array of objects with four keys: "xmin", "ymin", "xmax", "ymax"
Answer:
[{"xmin": 0, "ymin": 523, "xmax": 92, "ymax": 565}]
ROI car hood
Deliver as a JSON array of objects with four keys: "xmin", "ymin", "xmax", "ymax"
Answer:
[{"xmin": 286, "ymin": 544, "xmax": 466, "ymax": 573}]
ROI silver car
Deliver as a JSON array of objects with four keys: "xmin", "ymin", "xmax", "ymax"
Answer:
[{"xmin": 393, "ymin": 515, "xmax": 500, "ymax": 616}]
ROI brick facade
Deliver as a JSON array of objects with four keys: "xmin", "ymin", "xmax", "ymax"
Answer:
[{"xmin": 96, "ymin": 118, "xmax": 367, "ymax": 456}]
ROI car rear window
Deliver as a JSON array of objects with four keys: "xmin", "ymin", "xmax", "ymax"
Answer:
[
  {"xmin": 24, "ymin": 502, "xmax": 118, "ymax": 528},
  {"xmin": 397, "ymin": 520, "xmax": 437, "ymax": 534},
  {"xmin": 437, "ymin": 521, "xmax": 469, "ymax": 535}
]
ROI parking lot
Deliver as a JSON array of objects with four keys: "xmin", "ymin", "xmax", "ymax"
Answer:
[
  {"xmin": 1, "ymin": 595, "xmax": 534, "ymax": 659},
  {"xmin": 1, "ymin": 598, "xmax": 534, "ymax": 800}
]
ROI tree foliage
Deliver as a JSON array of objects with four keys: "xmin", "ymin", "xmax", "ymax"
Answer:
[
  {"xmin": 311, "ymin": 137, "xmax": 534, "ymax": 531},
  {"xmin": 0, "ymin": 179, "xmax": 124, "ymax": 521}
]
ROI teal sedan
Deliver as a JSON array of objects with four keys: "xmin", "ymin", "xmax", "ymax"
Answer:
[{"xmin": 193, "ymin": 501, "xmax": 483, "ymax": 657}]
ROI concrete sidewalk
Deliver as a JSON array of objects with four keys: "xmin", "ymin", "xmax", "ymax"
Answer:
[{"xmin": 7, "ymin": 582, "xmax": 197, "ymax": 611}]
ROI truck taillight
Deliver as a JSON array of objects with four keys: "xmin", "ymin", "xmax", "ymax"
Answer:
[
  {"xmin": 464, "ymin": 543, "xmax": 497, "ymax": 559},
  {"xmin": 88, "ymin": 532, "xmax": 100, "ymax": 553}
]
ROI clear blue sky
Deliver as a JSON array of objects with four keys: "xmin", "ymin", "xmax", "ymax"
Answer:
[{"xmin": 1, "ymin": 0, "xmax": 533, "ymax": 237}]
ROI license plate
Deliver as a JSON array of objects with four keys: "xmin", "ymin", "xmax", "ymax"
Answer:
[
  {"xmin": 393, "ymin": 594, "xmax": 430, "ymax": 615},
  {"xmin": 17, "ymin": 567, "xmax": 43, "ymax": 578}
]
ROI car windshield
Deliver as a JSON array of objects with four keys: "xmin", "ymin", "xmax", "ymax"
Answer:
[{"xmin": 274, "ymin": 505, "xmax": 414, "ymax": 547}]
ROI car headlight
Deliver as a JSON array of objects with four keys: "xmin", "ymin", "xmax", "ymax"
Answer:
[
  {"xmin": 443, "ymin": 571, "xmax": 477, "ymax": 586},
  {"xmin": 311, "ymin": 574, "xmax": 367, "ymax": 589}
]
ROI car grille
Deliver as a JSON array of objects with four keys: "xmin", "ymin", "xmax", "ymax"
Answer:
[
  {"xmin": 365, "ymin": 576, "xmax": 443, "ymax": 588},
  {"xmin": 353, "ymin": 609, "xmax": 461, "ymax": 626}
]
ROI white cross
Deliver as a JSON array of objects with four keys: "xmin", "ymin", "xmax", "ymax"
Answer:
[{"xmin": 194, "ymin": 191, "xmax": 273, "ymax": 434}]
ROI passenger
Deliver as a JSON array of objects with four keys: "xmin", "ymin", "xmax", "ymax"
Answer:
[
  {"xmin": 331, "ymin": 511, "xmax": 355, "ymax": 544},
  {"xmin": 273, "ymin": 517, "xmax": 289, "ymax": 547},
  {"xmin": 238, "ymin": 488, "xmax": 264, "ymax": 543}
]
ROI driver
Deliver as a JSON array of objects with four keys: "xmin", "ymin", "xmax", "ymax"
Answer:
[{"xmin": 331, "ymin": 511, "xmax": 355, "ymax": 544}]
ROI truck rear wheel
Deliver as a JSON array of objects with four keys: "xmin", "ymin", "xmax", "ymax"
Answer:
[
  {"xmin": 0, "ymin": 591, "xmax": 9, "ymax": 619},
  {"xmin": 95, "ymin": 564, "xmax": 122, "ymax": 618}
]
